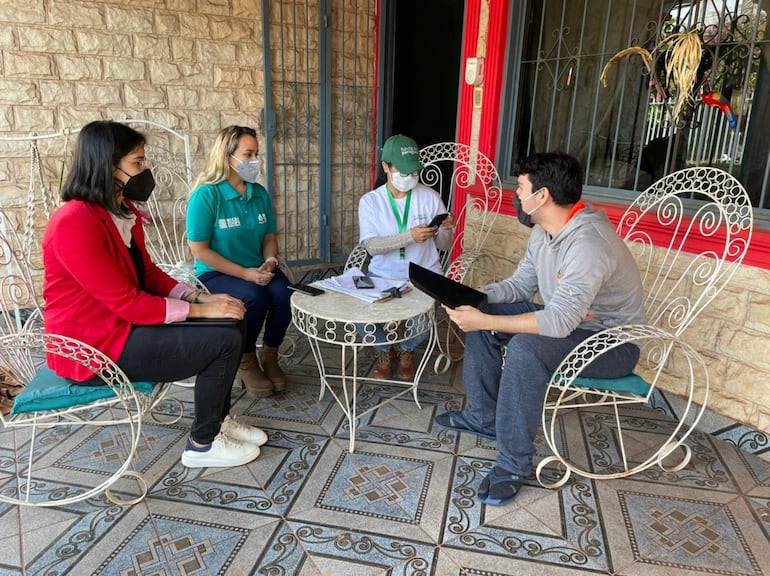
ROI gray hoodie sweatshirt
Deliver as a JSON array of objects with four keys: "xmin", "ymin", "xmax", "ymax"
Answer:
[{"xmin": 483, "ymin": 208, "xmax": 646, "ymax": 338}]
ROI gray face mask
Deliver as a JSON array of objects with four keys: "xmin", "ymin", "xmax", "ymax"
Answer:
[{"xmin": 231, "ymin": 155, "xmax": 262, "ymax": 183}]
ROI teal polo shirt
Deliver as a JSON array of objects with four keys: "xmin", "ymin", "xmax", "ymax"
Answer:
[{"xmin": 187, "ymin": 180, "xmax": 277, "ymax": 276}]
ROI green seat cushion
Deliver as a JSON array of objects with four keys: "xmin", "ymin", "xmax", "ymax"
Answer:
[
  {"xmin": 11, "ymin": 366, "xmax": 157, "ymax": 414},
  {"xmin": 570, "ymin": 373, "xmax": 650, "ymax": 396}
]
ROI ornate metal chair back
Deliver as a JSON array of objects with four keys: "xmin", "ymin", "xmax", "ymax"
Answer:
[
  {"xmin": 0, "ymin": 205, "xmax": 44, "ymax": 336},
  {"xmin": 617, "ymin": 166, "xmax": 753, "ymax": 337},
  {"xmin": 418, "ymin": 142, "xmax": 503, "ymax": 282}
]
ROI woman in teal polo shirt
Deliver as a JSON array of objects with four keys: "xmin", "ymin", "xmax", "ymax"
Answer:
[{"xmin": 187, "ymin": 126, "xmax": 291, "ymax": 398}]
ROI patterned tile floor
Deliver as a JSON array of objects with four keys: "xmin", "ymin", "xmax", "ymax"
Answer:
[{"xmin": 2, "ymin": 338, "xmax": 769, "ymax": 576}]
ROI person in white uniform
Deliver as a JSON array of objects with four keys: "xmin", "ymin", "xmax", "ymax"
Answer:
[{"xmin": 358, "ymin": 134, "xmax": 456, "ymax": 379}]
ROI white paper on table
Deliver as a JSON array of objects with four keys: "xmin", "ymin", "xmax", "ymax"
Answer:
[{"xmin": 314, "ymin": 267, "xmax": 410, "ymax": 303}]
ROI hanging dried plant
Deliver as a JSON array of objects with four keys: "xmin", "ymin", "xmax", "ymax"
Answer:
[
  {"xmin": 601, "ymin": 29, "xmax": 704, "ymax": 124},
  {"xmin": 600, "ymin": 47, "xmax": 653, "ymax": 87},
  {"xmin": 659, "ymin": 31, "xmax": 703, "ymax": 121}
]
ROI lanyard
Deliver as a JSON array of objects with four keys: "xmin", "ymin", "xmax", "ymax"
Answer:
[{"xmin": 386, "ymin": 186, "xmax": 412, "ymax": 260}]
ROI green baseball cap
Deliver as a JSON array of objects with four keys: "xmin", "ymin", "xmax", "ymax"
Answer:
[{"xmin": 381, "ymin": 134, "xmax": 423, "ymax": 174}]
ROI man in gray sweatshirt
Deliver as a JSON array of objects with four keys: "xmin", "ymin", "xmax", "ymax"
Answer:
[{"xmin": 435, "ymin": 152, "xmax": 646, "ymax": 506}]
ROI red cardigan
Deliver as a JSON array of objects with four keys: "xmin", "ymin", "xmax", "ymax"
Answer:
[{"xmin": 43, "ymin": 200, "xmax": 180, "ymax": 381}]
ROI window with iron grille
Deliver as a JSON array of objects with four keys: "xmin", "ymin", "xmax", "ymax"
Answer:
[{"xmin": 499, "ymin": 0, "xmax": 769, "ymax": 213}]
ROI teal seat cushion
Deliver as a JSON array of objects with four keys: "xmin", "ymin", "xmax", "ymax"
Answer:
[
  {"xmin": 11, "ymin": 366, "xmax": 157, "ymax": 414},
  {"xmin": 570, "ymin": 373, "xmax": 650, "ymax": 396}
]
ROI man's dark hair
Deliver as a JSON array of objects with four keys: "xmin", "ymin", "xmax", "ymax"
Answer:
[
  {"xmin": 61, "ymin": 121, "xmax": 146, "ymax": 215},
  {"xmin": 519, "ymin": 152, "xmax": 583, "ymax": 206}
]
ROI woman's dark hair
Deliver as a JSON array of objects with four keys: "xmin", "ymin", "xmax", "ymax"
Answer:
[
  {"xmin": 61, "ymin": 121, "xmax": 146, "ymax": 215},
  {"xmin": 374, "ymin": 162, "xmax": 392, "ymax": 188},
  {"xmin": 519, "ymin": 152, "xmax": 584, "ymax": 206}
]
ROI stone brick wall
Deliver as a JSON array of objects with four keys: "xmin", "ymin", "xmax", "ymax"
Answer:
[
  {"xmin": 0, "ymin": 0, "xmax": 377, "ymax": 267},
  {"xmin": 0, "ymin": 0, "xmax": 266, "ymax": 157},
  {"xmin": 475, "ymin": 212, "xmax": 770, "ymax": 432},
  {"xmin": 0, "ymin": 0, "xmax": 270, "ymax": 236},
  {"xmin": 0, "ymin": 0, "xmax": 276, "ymax": 299}
]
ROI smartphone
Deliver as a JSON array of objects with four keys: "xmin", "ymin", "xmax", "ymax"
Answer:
[
  {"xmin": 353, "ymin": 275, "xmax": 375, "ymax": 289},
  {"xmin": 428, "ymin": 213, "xmax": 449, "ymax": 228},
  {"xmin": 288, "ymin": 283, "xmax": 325, "ymax": 296}
]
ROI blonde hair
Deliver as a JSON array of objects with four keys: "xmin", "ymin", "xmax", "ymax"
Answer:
[{"xmin": 193, "ymin": 125, "xmax": 258, "ymax": 190}]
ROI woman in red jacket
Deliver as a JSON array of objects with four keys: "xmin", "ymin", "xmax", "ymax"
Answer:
[{"xmin": 43, "ymin": 121, "xmax": 266, "ymax": 469}]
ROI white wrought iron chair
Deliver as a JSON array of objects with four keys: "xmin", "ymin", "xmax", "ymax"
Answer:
[
  {"xmin": 0, "ymin": 205, "xmax": 178, "ymax": 507},
  {"xmin": 419, "ymin": 143, "xmax": 502, "ymax": 373},
  {"xmin": 419, "ymin": 142, "xmax": 502, "ymax": 283},
  {"xmin": 1, "ymin": 121, "xmax": 208, "ymax": 385},
  {"xmin": 128, "ymin": 121, "xmax": 206, "ymax": 291},
  {"xmin": 536, "ymin": 167, "xmax": 753, "ymax": 487},
  {"xmin": 345, "ymin": 142, "xmax": 503, "ymax": 373},
  {"xmin": 343, "ymin": 242, "xmax": 371, "ymax": 273},
  {"xmin": 0, "ymin": 120, "xmax": 197, "ymax": 284}
]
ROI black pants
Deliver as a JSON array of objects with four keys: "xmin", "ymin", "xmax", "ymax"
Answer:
[{"xmin": 117, "ymin": 323, "xmax": 243, "ymax": 444}]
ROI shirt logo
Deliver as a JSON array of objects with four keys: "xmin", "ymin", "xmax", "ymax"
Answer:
[
  {"xmin": 556, "ymin": 270, "xmax": 563, "ymax": 281},
  {"xmin": 218, "ymin": 217, "xmax": 241, "ymax": 229},
  {"xmin": 257, "ymin": 213, "xmax": 267, "ymax": 224}
]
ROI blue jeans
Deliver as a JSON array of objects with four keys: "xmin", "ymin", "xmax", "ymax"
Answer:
[
  {"xmin": 365, "ymin": 315, "xmax": 431, "ymax": 352},
  {"xmin": 200, "ymin": 268, "xmax": 292, "ymax": 352},
  {"xmin": 461, "ymin": 302, "xmax": 641, "ymax": 477},
  {"xmin": 354, "ymin": 271, "xmax": 430, "ymax": 352}
]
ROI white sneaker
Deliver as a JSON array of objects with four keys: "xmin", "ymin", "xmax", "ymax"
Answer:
[
  {"xmin": 220, "ymin": 415, "xmax": 269, "ymax": 446},
  {"xmin": 181, "ymin": 432, "xmax": 260, "ymax": 468}
]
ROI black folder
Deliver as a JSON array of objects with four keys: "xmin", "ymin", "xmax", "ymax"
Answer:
[{"xmin": 408, "ymin": 262, "xmax": 487, "ymax": 309}]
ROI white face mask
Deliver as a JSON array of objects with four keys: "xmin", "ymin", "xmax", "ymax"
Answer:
[
  {"xmin": 391, "ymin": 172, "xmax": 418, "ymax": 192},
  {"xmin": 231, "ymin": 155, "xmax": 262, "ymax": 183}
]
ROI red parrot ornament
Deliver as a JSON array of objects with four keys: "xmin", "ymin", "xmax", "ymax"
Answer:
[{"xmin": 701, "ymin": 91, "xmax": 738, "ymax": 131}]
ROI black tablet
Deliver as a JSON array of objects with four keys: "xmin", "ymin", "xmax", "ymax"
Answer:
[
  {"xmin": 408, "ymin": 262, "xmax": 487, "ymax": 309},
  {"xmin": 288, "ymin": 283, "xmax": 325, "ymax": 296}
]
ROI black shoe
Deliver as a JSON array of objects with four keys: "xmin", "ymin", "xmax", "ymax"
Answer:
[
  {"xmin": 477, "ymin": 466, "xmax": 523, "ymax": 506},
  {"xmin": 434, "ymin": 411, "xmax": 496, "ymax": 440}
]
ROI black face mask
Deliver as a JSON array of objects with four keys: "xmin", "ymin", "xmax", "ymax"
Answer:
[
  {"xmin": 512, "ymin": 194, "xmax": 535, "ymax": 228},
  {"xmin": 120, "ymin": 168, "xmax": 156, "ymax": 202}
]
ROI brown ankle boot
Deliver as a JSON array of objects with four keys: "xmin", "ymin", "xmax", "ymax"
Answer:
[
  {"xmin": 372, "ymin": 349, "xmax": 394, "ymax": 380},
  {"xmin": 396, "ymin": 347, "xmax": 416, "ymax": 380},
  {"xmin": 260, "ymin": 346, "xmax": 287, "ymax": 391},
  {"xmin": 239, "ymin": 353, "xmax": 273, "ymax": 398}
]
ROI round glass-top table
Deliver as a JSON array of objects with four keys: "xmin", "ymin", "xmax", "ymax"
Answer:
[{"xmin": 290, "ymin": 287, "xmax": 436, "ymax": 452}]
